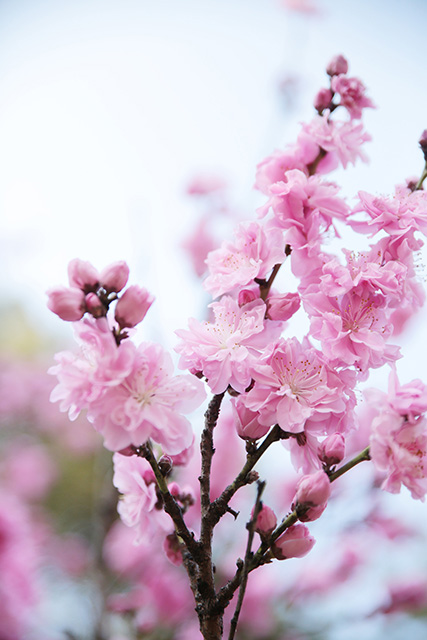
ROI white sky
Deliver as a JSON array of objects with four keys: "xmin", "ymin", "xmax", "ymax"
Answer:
[{"xmin": 1, "ymin": 0, "xmax": 427, "ymax": 382}]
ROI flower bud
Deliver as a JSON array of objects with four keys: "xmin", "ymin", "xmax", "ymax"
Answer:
[
  {"xmin": 266, "ymin": 292, "xmax": 300, "ymax": 321},
  {"xmin": 238, "ymin": 289, "xmax": 258, "ymax": 306},
  {"xmin": 163, "ymin": 533, "xmax": 183, "ymax": 566},
  {"xmin": 272, "ymin": 523, "xmax": 315, "ymax": 560},
  {"xmin": 85, "ymin": 293, "xmax": 106, "ymax": 318},
  {"xmin": 232, "ymin": 399, "xmax": 270, "ymax": 441},
  {"xmin": 114, "ymin": 285, "xmax": 154, "ymax": 328},
  {"xmin": 254, "ymin": 504, "xmax": 277, "ymax": 536},
  {"xmin": 99, "ymin": 261, "xmax": 130, "ymax": 293},
  {"xmin": 67, "ymin": 258, "xmax": 99, "ymax": 292},
  {"xmin": 319, "ymin": 433, "xmax": 345, "ymax": 466},
  {"xmin": 419, "ymin": 130, "xmax": 427, "ymax": 161},
  {"xmin": 313, "ymin": 87, "xmax": 333, "ymax": 113},
  {"xmin": 46, "ymin": 286, "xmax": 86, "ymax": 321},
  {"xmin": 326, "ymin": 54, "xmax": 348, "ymax": 76},
  {"xmin": 295, "ymin": 470, "xmax": 331, "ymax": 506}
]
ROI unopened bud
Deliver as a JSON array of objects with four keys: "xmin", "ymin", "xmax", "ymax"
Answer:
[
  {"xmin": 272, "ymin": 523, "xmax": 315, "ymax": 560},
  {"xmin": 319, "ymin": 433, "xmax": 345, "ymax": 466},
  {"xmin": 85, "ymin": 293, "xmax": 106, "ymax": 318},
  {"xmin": 313, "ymin": 87, "xmax": 333, "ymax": 113},
  {"xmin": 419, "ymin": 130, "xmax": 427, "ymax": 161},
  {"xmin": 266, "ymin": 292, "xmax": 300, "ymax": 321},
  {"xmin": 68, "ymin": 258, "xmax": 99, "ymax": 292},
  {"xmin": 238, "ymin": 289, "xmax": 258, "ymax": 306},
  {"xmin": 46, "ymin": 286, "xmax": 86, "ymax": 321},
  {"xmin": 254, "ymin": 504, "xmax": 277, "ymax": 536},
  {"xmin": 114, "ymin": 285, "xmax": 154, "ymax": 328},
  {"xmin": 99, "ymin": 261, "xmax": 130, "ymax": 293},
  {"xmin": 326, "ymin": 54, "xmax": 348, "ymax": 77},
  {"xmin": 158, "ymin": 455, "xmax": 173, "ymax": 476},
  {"xmin": 295, "ymin": 470, "xmax": 331, "ymax": 507}
]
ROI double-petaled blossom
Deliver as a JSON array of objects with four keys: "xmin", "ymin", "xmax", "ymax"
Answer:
[
  {"xmin": 370, "ymin": 411, "xmax": 427, "ymax": 500},
  {"xmin": 175, "ymin": 296, "xmax": 281, "ymax": 394},
  {"xmin": 112, "ymin": 453, "xmax": 170, "ymax": 544},
  {"xmin": 367, "ymin": 370, "xmax": 427, "ymax": 500},
  {"xmin": 303, "ymin": 281, "xmax": 401, "ymax": 372},
  {"xmin": 331, "ymin": 74, "xmax": 375, "ymax": 120},
  {"xmin": 302, "ymin": 114, "xmax": 371, "ymax": 168},
  {"xmin": 241, "ymin": 337, "xmax": 352, "ymax": 435},
  {"xmin": 258, "ymin": 170, "xmax": 349, "ymax": 249},
  {"xmin": 88, "ymin": 342, "xmax": 205, "ymax": 453},
  {"xmin": 204, "ymin": 222, "xmax": 285, "ymax": 298},
  {"xmin": 49, "ymin": 317, "xmax": 135, "ymax": 420},
  {"xmin": 351, "ymin": 186, "xmax": 427, "ymax": 238}
]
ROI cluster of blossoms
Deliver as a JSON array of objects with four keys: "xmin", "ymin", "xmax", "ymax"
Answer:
[{"xmin": 47, "ymin": 55, "xmax": 427, "ymax": 639}]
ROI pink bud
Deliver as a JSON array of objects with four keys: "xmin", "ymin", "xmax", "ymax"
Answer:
[
  {"xmin": 168, "ymin": 482, "xmax": 181, "ymax": 498},
  {"xmin": 419, "ymin": 130, "xmax": 427, "ymax": 161},
  {"xmin": 85, "ymin": 293, "xmax": 106, "ymax": 318},
  {"xmin": 319, "ymin": 433, "xmax": 345, "ymax": 466},
  {"xmin": 99, "ymin": 261, "xmax": 130, "ymax": 293},
  {"xmin": 114, "ymin": 285, "xmax": 154, "ymax": 328},
  {"xmin": 326, "ymin": 54, "xmax": 348, "ymax": 76},
  {"xmin": 232, "ymin": 399, "xmax": 270, "ymax": 441},
  {"xmin": 254, "ymin": 504, "xmax": 277, "ymax": 536},
  {"xmin": 163, "ymin": 533, "xmax": 183, "ymax": 566},
  {"xmin": 313, "ymin": 87, "xmax": 333, "ymax": 112},
  {"xmin": 297, "ymin": 502, "xmax": 327, "ymax": 522},
  {"xmin": 295, "ymin": 470, "xmax": 331, "ymax": 507},
  {"xmin": 47, "ymin": 286, "xmax": 86, "ymax": 321},
  {"xmin": 68, "ymin": 258, "xmax": 99, "ymax": 291},
  {"xmin": 272, "ymin": 523, "xmax": 315, "ymax": 560},
  {"xmin": 266, "ymin": 292, "xmax": 300, "ymax": 321},
  {"xmin": 238, "ymin": 289, "xmax": 258, "ymax": 306}
]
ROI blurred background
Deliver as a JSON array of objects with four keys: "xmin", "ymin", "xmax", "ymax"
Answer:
[{"xmin": 1, "ymin": 1, "xmax": 427, "ymax": 639}]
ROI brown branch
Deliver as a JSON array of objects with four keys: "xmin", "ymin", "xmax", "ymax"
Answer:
[{"xmin": 228, "ymin": 481, "xmax": 266, "ymax": 640}]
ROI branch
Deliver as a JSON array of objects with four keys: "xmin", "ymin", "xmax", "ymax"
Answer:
[
  {"xmin": 248, "ymin": 445, "xmax": 372, "ymax": 573},
  {"xmin": 208, "ymin": 424, "xmax": 285, "ymax": 529},
  {"xmin": 139, "ymin": 442, "xmax": 200, "ymax": 558},
  {"xmin": 200, "ymin": 392, "xmax": 225, "ymax": 546},
  {"xmin": 228, "ymin": 481, "xmax": 265, "ymax": 640}
]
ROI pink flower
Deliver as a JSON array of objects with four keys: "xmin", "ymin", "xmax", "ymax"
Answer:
[
  {"xmin": 204, "ymin": 222, "xmax": 285, "ymax": 298},
  {"xmin": 302, "ymin": 114, "xmax": 371, "ymax": 168},
  {"xmin": 259, "ymin": 170, "xmax": 349, "ymax": 237},
  {"xmin": 49, "ymin": 317, "xmax": 135, "ymax": 420},
  {"xmin": 242, "ymin": 337, "xmax": 351, "ymax": 435},
  {"xmin": 352, "ymin": 187, "xmax": 427, "ymax": 237},
  {"xmin": 272, "ymin": 523, "xmax": 315, "ymax": 560},
  {"xmin": 115, "ymin": 285, "xmax": 154, "ymax": 328},
  {"xmin": 303, "ymin": 283, "xmax": 401, "ymax": 372},
  {"xmin": 112, "ymin": 453, "xmax": 170, "ymax": 543},
  {"xmin": 370, "ymin": 411, "xmax": 427, "ymax": 500},
  {"xmin": 88, "ymin": 342, "xmax": 205, "ymax": 454},
  {"xmin": 331, "ymin": 74, "xmax": 375, "ymax": 119},
  {"xmin": 175, "ymin": 296, "xmax": 281, "ymax": 394},
  {"xmin": 46, "ymin": 286, "xmax": 86, "ymax": 321}
]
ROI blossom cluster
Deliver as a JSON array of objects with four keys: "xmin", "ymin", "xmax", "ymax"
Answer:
[{"xmin": 45, "ymin": 54, "xmax": 427, "ymax": 639}]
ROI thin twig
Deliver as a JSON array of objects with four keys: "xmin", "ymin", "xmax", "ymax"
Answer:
[{"xmin": 228, "ymin": 481, "xmax": 266, "ymax": 640}]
